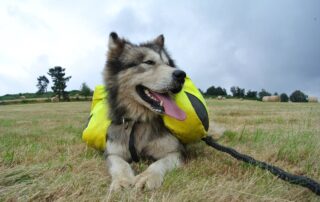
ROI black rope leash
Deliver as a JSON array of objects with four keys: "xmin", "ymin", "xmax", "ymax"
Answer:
[{"xmin": 202, "ymin": 136, "xmax": 320, "ymax": 196}]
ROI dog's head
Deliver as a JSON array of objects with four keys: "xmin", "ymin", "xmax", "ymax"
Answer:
[{"xmin": 105, "ymin": 32, "xmax": 186, "ymax": 121}]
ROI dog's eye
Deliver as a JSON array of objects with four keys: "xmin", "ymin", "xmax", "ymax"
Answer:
[{"xmin": 143, "ymin": 60, "xmax": 155, "ymax": 65}]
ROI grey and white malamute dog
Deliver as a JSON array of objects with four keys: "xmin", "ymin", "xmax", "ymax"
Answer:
[{"xmin": 104, "ymin": 32, "xmax": 186, "ymax": 190}]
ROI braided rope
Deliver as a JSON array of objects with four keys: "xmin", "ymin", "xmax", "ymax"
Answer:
[{"xmin": 202, "ymin": 136, "xmax": 320, "ymax": 196}]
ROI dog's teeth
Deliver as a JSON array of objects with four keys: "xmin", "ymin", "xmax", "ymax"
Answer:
[
  {"xmin": 160, "ymin": 101, "xmax": 163, "ymax": 106},
  {"xmin": 153, "ymin": 108, "xmax": 160, "ymax": 113}
]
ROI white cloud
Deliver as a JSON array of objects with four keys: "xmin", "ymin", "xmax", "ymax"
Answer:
[
  {"xmin": 0, "ymin": 0, "xmax": 319, "ymax": 98},
  {"xmin": 0, "ymin": 0, "xmax": 110, "ymax": 93}
]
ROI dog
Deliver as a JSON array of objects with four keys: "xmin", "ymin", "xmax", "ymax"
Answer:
[{"xmin": 104, "ymin": 32, "xmax": 186, "ymax": 191}]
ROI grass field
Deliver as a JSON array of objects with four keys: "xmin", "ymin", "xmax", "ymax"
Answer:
[{"xmin": 0, "ymin": 100, "xmax": 320, "ymax": 201}]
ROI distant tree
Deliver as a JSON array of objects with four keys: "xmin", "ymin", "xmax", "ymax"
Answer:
[
  {"xmin": 230, "ymin": 86, "xmax": 237, "ymax": 97},
  {"xmin": 36, "ymin": 75, "xmax": 49, "ymax": 94},
  {"xmin": 230, "ymin": 86, "xmax": 245, "ymax": 98},
  {"xmin": 80, "ymin": 82, "xmax": 92, "ymax": 98},
  {"xmin": 48, "ymin": 66, "xmax": 71, "ymax": 100},
  {"xmin": 280, "ymin": 93, "xmax": 289, "ymax": 102},
  {"xmin": 206, "ymin": 86, "xmax": 216, "ymax": 96},
  {"xmin": 206, "ymin": 86, "xmax": 227, "ymax": 96},
  {"xmin": 274, "ymin": 92, "xmax": 278, "ymax": 96},
  {"xmin": 246, "ymin": 90, "xmax": 257, "ymax": 99},
  {"xmin": 216, "ymin": 87, "xmax": 227, "ymax": 96},
  {"xmin": 239, "ymin": 88, "xmax": 245, "ymax": 97},
  {"xmin": 290, "ymin": 90, "xmax": 307, "ymax": 102},
  {"xmin": 258, "ymin": 89, "xmax": 271, "ymax": 100}
]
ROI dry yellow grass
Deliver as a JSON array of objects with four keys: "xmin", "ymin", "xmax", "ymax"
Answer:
[{"xmin": 1, "ymin": 100, "xmax": 320, "ymax": 201}]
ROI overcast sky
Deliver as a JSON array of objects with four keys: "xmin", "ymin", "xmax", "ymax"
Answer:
[{"xmin": 0, "ymin": 0, "xmax": 319, "ymax": 97}]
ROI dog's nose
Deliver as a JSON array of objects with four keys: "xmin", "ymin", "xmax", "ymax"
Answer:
[{"xmin": 172, "ymin": 70, "xmax": 186, "ymax": 83}]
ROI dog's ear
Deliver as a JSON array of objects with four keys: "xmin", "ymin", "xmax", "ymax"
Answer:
[
  {"xmin": 153, "ymin": 34, "xmax": 164, "ymax": 48},
  {"xmin": 108, "ymin": 32, "xmax": 124, "ymax": 50}
]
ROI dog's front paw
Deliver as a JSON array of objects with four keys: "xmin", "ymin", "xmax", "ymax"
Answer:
[
  {"xmin": 134, "ymin": 171, "xmax": 163, "ymax": 190},
  {"xmin": 110, "ymin": 178, "xmax": 133, "ymax": 191}
]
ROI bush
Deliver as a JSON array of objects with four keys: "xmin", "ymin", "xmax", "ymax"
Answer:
[
  {"xmin": 280, "ymin": 93, "xmax": 289, "ymax": 102},
  {"xmin": 246, "ymin": 90, "xmax": 257, "ymax": 100},
  {"xmin": 289, "ymin": 90, "xmax": 307, "ymax": 102}
]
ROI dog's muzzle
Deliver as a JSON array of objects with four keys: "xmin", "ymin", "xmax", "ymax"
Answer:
[
  {"xmin": 172, "ymin": 70, "xmax": 186, "ymax": 84},
  {"xmin": 171, "ymin": 70, "xmax": 186, "ymax": 93}
]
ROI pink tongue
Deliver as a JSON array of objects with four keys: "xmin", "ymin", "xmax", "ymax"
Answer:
[{"xmin": 151, "ymin": 92, "xmax": 186, "ymax": 121}]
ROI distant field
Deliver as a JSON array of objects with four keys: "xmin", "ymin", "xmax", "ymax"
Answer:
[
  {"xmin": 0, "ymin": 96, "xmax": 92, "ymax": 105},
  {"xmin": 0, "ymin": 100, "xmax": 319, "ymax": 201}
]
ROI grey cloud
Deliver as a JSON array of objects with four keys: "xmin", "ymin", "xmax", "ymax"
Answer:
[
  {"xmin": 1, "ymin": 0, "xmax": 319, "ymax": 97},
  {"xmin": 54, "ymin": 0, "xmax": 320, "ymax": 97},
  {"xmin": 134, "ymin": 0, "xmax": 320, "ymax": 96}
]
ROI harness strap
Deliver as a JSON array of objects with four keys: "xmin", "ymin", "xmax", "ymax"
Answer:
[
  {"xmin": 129, "ymin": 122, "xmax": 140, "ymax": 162},
  {"xmin": 111, "ymin": 117, "xmax": 140, "ymax": 163}
]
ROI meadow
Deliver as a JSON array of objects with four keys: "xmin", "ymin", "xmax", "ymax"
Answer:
[{"xmin": 0, "ymin": 100, "xmax": 319, "ymax": 201}]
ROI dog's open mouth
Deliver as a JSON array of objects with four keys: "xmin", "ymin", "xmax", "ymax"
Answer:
[{"xmin": 136, "ymin": 85, "xmax": 186, "ymax": 121}]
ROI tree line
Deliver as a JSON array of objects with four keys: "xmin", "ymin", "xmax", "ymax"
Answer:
[
  {"xmin": 36, "ymin": 66, "xmax": 92, "ymax": 101},
  {"xmin": 36, "ymin": 66, "xmax": 310, "ymax": 103},
  {"xmin": 203, "ymin": 85, "xmax": 309, "ymax": 102}
]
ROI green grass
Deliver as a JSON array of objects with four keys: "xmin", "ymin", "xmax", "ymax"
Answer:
[{"xmin": 0, "ymin": 100, "xmax": 320, "ymax": 201}]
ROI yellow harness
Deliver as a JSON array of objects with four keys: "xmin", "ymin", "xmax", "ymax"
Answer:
[{"xmin": 82, "ymin": 76, "xmax": 209, "ymax": 151}]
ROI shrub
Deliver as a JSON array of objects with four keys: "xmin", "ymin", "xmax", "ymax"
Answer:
[
  {"xmin": 290, "ymin": 90, "xmax": 307, "ymax": 102},
  {"xmin": 280, "ymin": 93, "xmax": 289, "ymax": 102}
]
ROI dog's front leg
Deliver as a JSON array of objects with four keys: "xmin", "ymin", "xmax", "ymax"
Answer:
[
  {"xmin": 134, "ymin": 152, "xmax": 181, "ymax": 190},
  {"xmin": 107, "ymin": 154, "xmax": 135, "ymax": 191}
]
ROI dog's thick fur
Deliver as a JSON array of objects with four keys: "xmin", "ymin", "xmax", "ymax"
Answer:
[{"xmin": 104, "ymin": 32, "xmax": 186, "ymax": 190}]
